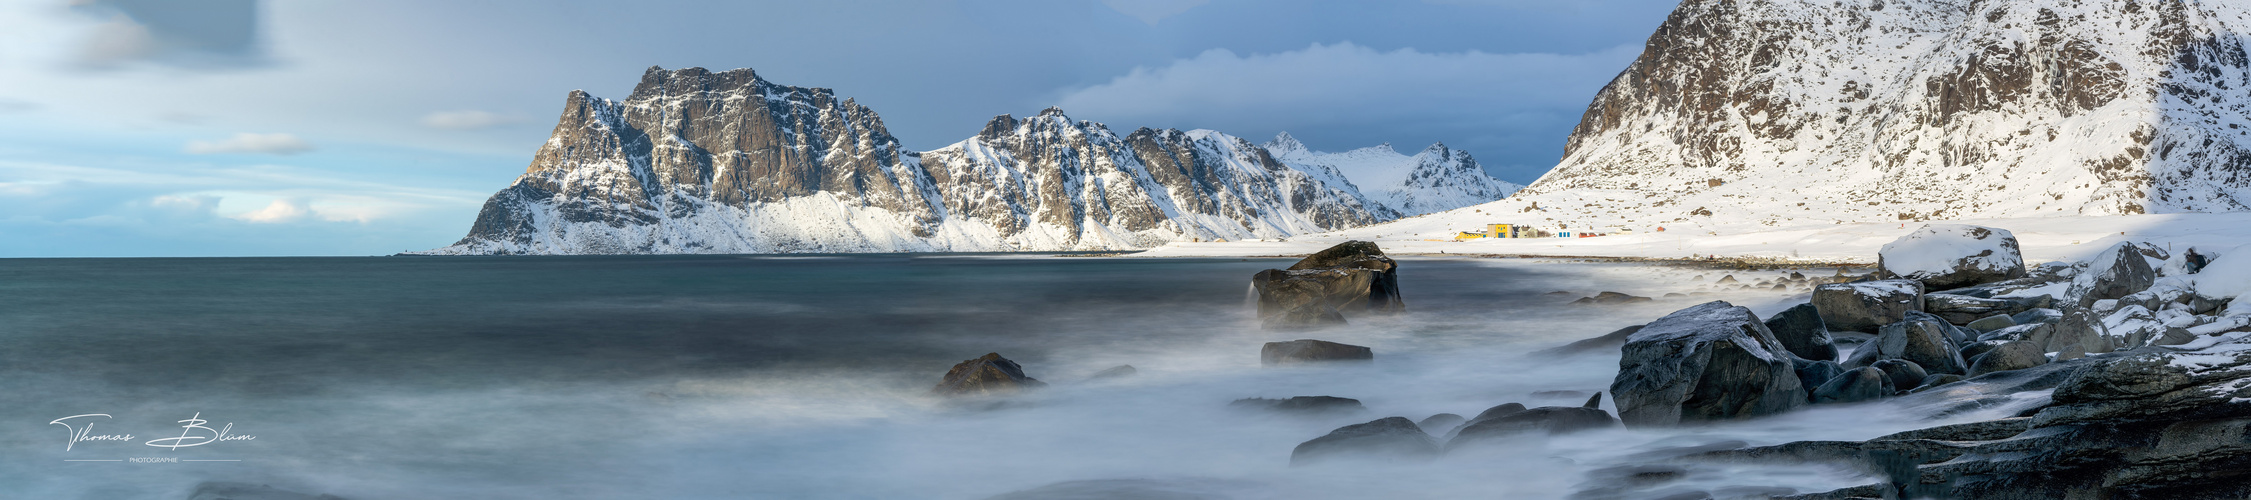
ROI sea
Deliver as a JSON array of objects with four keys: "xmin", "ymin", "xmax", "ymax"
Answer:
[{"xmin": 0, "ymin": 255, "xmax": 2031, "ymax": 499}]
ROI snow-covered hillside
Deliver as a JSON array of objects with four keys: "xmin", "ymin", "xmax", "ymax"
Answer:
[
  {"xmin": 1264, "ymin": 132, "xmax": 1523, "ymax": 216},
  {"xmin": 1464, "ymin": 0, "xmax": 2251, "ymax": 234}
]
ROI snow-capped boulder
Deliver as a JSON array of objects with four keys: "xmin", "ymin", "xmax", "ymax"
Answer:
[
  {"xmin": 1609, "ymin": 301, "xmax": 1805, "ymax": 427},
  {"xmin": 1845, "ymin": 311, "xmax": 1969, "ymax": 375},
  {"xmin": 2184, "ymin": 245, "xmax": 2251, "ymax": 306},
  {"xmin": 1290, "ymin": 417, "xmax": 1440, "ymax": 465},
  {"xmin": 2067, "ymin": 242, "xmax": 2158, "ymax": 309},
  {"xmin": 1763, "ymin": 303, "xmax": 1839, "ymax": 361},
  {"xmin": 2099, "ymin": 305, "xmax": 2165, "ymax": 350},
  {"xmin": 1879, "ymin": 225, "xmax": 2028, "ymax": 291},
  {"xmin": 1812, "ymin": 280, "xmax": 1925, "ymax": 333},
  {"xmin": 932, "ymin": 353, "xmax": 1046, "ymax": 396}
]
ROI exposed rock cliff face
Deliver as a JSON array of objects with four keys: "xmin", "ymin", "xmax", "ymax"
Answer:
[
  {"xmin": 1492, "ymin": 0, "xmax": 2251, "ymax": 229},
  {"xmin": 427, "ymin": 67, "xmax": 1462, "ymax": 254}
]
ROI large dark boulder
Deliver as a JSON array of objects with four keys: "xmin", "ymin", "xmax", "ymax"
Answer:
[
  {"xmin": 1871, "ymin": 359, "xmax": 1929, "ymax": 392},
  {"xmin": 1813, "ymin": 367, "xmax": 1892, "ymax": 404},
  {"xmin": 1260, "ymin": 339, "xmax": 1373, "ymax": 366},
  {"xmin": 1877, "ymin": 224, "xmax": 2028, "ymax": 290},
  {"xmin": 1844, "ymin": 312, "xmax": 1969, "ymax": 375},
  {"xmin": 1609, "ymin": 301, "xmax": 1806, "ymax": 427},
  {"xmin": 1250, "ymin": 241, "xmax": 1403, "ymax": 329},
  {"xmin": 1763, "ymin": 303, "xmax": 1839, "ymax": 361},
  {"xmin": 1793, "ymin": 358, "xmax": 1846, "ymax": 398},
  {"xmin": 1289, "ymin": 416, "xmax": 1440, "ymax": 465},
  {"xmin": 931, "ymin": 353, "xmax": 1046, "ymax": 396},
  {"xmin": 1965, "ymin": 341, "xmax": 2046, "ymax": 377},
  {"xmin": 2066, "ymin": 242, "xmax": 2157, "ymax": 309},
  {"xmin": 1812, "ymin": 280, "xmax": 1924, "ymax": 333}
]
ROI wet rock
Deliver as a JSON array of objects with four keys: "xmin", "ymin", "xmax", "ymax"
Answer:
[
  {"xmin": 1574, "ymin": 291, "xmax": 1655, "ymax": 305},
  {"xmin": 2008, "ymin": 307, "xmax": 2063, "ymax": 326},
  {"xmin": 1230, "ymin": 396, "xmax": 1364, "ymax": 414},
  {"xmin": 1260, "ymin": 339, "xmax": 1373, "ymax": 366},
  {"xmin": 1843, "ymin": 312, "xmax": 1968, "ymax": 375},
  {"xmin": 1249, "ymin": 241, "xmax": 1404, "ymax": 329},
  {"xmin": 932, "ymin": 353, "xmax": 1046, "ymax": 396},
  {"xmin": 1812, "ymin": 367, "xmax": 1892, "ymax": 404},
  {"xmin": 1290, "ymin": 416, "xmax": 1440, "ymax": 465},
  {"xmin": 1966, "ymin": 341, "xmax": 2046, "ymax": 377},
  {"xmin": 1610, "ymin": 301, "xmax": 1806, "ymax": 427},
  {"xmin": 1871, "ymin": 359, "xmax": 1929, "ymax": 392},
  {"xmin": 1415, "ymin": 413, "xmax": 1465, "ymax": 434},
  {"xmin": 1877, "ymin": 224, "xmax": 2027, "ymax": 290},
  {"xmin": 1086, "ymin": 365, "xmax": 1137, "ymax": 380},
  {"xmin": 1959, "ymin": 339, "xmax": 2009, "ymax": 360},
  {"xmin": 188, "ymin": 483, "xmax": 346, "ymax": 500},
  {"xmin": 2066, "ymin": 242, "xmax": 2157, "ymax": 308},
  {"xmin": 1763, "ymin": 303, "xmax": 1839, "ymax": 361},
  {"xmin": 1812, "ymin": 280, "xmax": 1924, "ymax": 333},
  {"xmin": 1965, "ymin": 314, "xmax": 2016, "ymax": 332},
  {"xmin": 1533, "ymin": 324, "xmax": 1644, "ymax": 356},
  {"xmin": 1445, "ymin": 405, "xmax": 1620, "ymax": 448},
  {"xmin": 1915, "ymin": 373, "xmax": 1964, "ymax": 391},
  {"xmin": 1793, "ymin": 358, "xmax": 1846, "ymax": 398},
  {"xmin": 1922, "ymin": 293, "xmax": 2041, "ymax": 325},
  {"xmin": 1873, "ymin": 417, "xmax": 2030, "ymax": 442}
]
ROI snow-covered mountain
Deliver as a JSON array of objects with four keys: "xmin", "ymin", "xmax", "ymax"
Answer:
[
  {"xmin": 423, "ymin": 67, "xmax": 1425, "ymax": 254},
  {"xmin": 1454, "ymin": 0, "xmax": 2251, "ymax": 233},
  {"xmin": 1263, "ymin": 133, "xmax": 1524, "ymax": 216}
]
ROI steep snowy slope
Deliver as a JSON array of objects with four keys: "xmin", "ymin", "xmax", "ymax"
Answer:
[
  {"xmin": 423, "ymin": 67, "xmax": 1400, "ymax": 254},
  {"xmin": 1265, "ymin": 133, "xmax": 1524, "ymax": 216},
  {"xmin": 1464, "ymin": 0, "xmax": 2251, "ymax": 234}
]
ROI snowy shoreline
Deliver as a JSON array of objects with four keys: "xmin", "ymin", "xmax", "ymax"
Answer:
[{"xmin": 1130, "ymin": 213, "xmax": 2251, "ymax": 265}]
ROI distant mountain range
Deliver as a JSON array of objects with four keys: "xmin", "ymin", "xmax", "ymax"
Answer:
[{"xmin": 420, "ymin": 67, "xmax": 1518, "ymax": 254}]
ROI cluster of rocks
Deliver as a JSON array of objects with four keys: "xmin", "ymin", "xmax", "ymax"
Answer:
[
  {"xmin": 1588, "ymin": 224, "xmax": 2251, "ymax": 498},
  {"xmin": 1693, "ymin": 270, "xmax": 1850, "ymax": 293},
  {"xmin": 1290, "ymin": 393, "xmax": 1620, "ymax": 466}
]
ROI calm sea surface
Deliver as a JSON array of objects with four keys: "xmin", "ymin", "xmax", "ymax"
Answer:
[{"xmin": 0, "ymin": 255, "xmax": 1923, "ymax": 499}]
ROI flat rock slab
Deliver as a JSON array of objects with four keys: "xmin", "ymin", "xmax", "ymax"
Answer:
[{"xmin": 1262, "ymin": 339, "xmax": 1373, "ymax": 366}]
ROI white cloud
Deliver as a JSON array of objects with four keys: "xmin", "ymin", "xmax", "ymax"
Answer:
[
  {"xmin": 184, "ymin": 132, "xmax": 315, "ymax": 155},
  {"xmin": 420, "ymin": 110, "xmax": 521, "ymax": 130},
  {"xmin": 1054, "ymin": 41, "xmax": 1640, "ymax": 133},
  {"xmin": 1101, "ymin": 0, "xmax": 1209, "ymax": 25},
  {"xmin": 232, "ymin": 198, "xmax": 313, "ymax": 223}
]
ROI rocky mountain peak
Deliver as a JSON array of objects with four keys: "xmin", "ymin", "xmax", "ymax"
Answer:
[{"xmin": 1265, "ymin": 132, "xmax": 1308, "ymax": 155}]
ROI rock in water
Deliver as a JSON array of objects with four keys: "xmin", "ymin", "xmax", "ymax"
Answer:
[
  {"xmin": 1260, "ymin": 339, "xmax": 1373, "ymax": 366},
  {"xmin": 1445, "ymin": 406, "xmax": 1620, "ymax": 449},
  {"xmin": 1534, "ymin": 324, "xmax": 1645, "ymax": 356},
  {"xmin": 1871, "ymin": 359, "xmax": 1929, "ymax": 392},
  {"xmin": 1878, "ymin": 225, "xmax": 2027, "ymax": 291},
  {"xmin": 1813, "ymin": 367, "xmax": 1892, "ymax": 404},
  {"xmin": 1845, "ymin": 312, "xmax": 1970, "ymax": 375},
  {"xmin": 1610, "ymin": 301, "xmax": 1806, "ymax": 427},
  {"xmin": 1416, "ymin": 413, "xmax": 1465, "ymax": 434},
  {"xmin": 2067, "ymin": 242, "xmax": 2157, "ymax": 309},
  {"xmin": 1964, "ymin": 314, "xmax": 2016, "ymax": 333},
  {"xmin": 1086, "ymin": 365, "xmax": 1137, "ymax": 380},
  {"xmin": 1966, "ymin": 341, "xmax": 2046, "ymax": 377},
  {"xmin": 1763, "ymin": 303, "xmax": 1839, "ymax": 361},
  {"xmin": 1812, "ymin": 280, "xmax": 1925, "ymax": 333},
  {"xmin": 1250, "ymin": 241, "xmax": 1403, "ymax": 329},
  {"xmin": 1230, "ymin": 396, "xmax": 1365, "ymax": 415},
  {"xmin": 1290, "ymin": 417, "xmax": 1440, "ymax": 465},
  {"xmin": 1793, "ymin": 359, "xmax": 1846, "ymax": 398},
  {"xmin": 932, "ymin": 353, "xmax": 1046, "ymax": 396}
]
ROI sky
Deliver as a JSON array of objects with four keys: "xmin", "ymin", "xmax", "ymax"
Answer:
[{"xmin": 0, "ymin": 0, "xmax": 1681, "ymax": 257}]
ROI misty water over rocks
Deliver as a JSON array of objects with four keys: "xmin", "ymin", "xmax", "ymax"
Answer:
[{"xmin": 0, "ymin": 255, "xmax": 2006, "ymax": 499}]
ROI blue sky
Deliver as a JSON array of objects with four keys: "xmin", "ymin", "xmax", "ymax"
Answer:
[{"xmin": 0, "ymin": 0, "xmax": 1680, "ymax": 256}]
